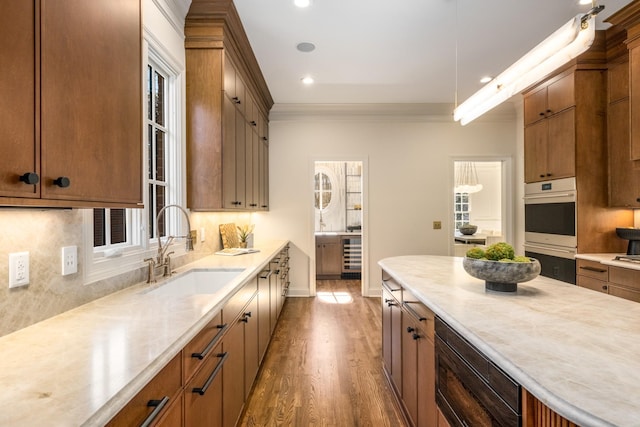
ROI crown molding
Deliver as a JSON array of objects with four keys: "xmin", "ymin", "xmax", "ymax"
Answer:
[{"xmin": 269, "ymin": 102, "xmax": 517, "ymax": 123}]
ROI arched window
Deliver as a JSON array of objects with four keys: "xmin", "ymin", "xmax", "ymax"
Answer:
[{"xmin": 314, "ymin": 172, "xmax": 332, "ymax": 210}]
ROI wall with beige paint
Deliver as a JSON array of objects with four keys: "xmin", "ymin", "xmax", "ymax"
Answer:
[{"xmin": 255, "ymin": 105, "xmax": 521, "ymax": 297}]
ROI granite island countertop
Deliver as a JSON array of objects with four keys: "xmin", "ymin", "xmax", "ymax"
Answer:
[
  {"xmin": 379, "ymin": 255, "xmax": 640, "ymax": 427},
  {"xmin": 0, "ymin": 240, "xmax": 289, "ymax": 426}
]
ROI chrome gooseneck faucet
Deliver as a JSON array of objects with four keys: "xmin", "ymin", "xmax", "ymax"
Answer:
[{"xmin": 145, "ymin": 204, "xmax": 195, "ymax": 282}]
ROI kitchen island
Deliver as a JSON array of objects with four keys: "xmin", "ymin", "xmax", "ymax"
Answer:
[
  {"xmin": 379, "ymin": 255, "xmax": 640, "ymax": 427},
  {"xmin": 0, "ymin": 240, "xmax": 289, "ymax": 426}
]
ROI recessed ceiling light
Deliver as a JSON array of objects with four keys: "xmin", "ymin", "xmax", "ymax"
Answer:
[
  {"xmin": 578, "ymin": 0, "xmax": 592, "ymax": 4},
  {"xmin": 297, "ymin": 42, "xmax": 316, "ymax": 53},
  {"xmin": 301, "ymin": 76, "xmax": 314, "ymax": 85},
  {"xmin": 294, "ymin": 0, "xmax": 311, "ymax": 7},
  {"xmin": 480, "ymin": 76, "xmax": 493, "ymax": 84}
]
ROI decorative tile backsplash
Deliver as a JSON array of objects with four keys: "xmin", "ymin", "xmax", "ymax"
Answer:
[{"xmin": 0, "ymin": 209, "xmax": 253, "ymax": 337}]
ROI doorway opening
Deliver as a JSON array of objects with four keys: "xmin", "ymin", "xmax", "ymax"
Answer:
[
  {"xmin": 451, "ymin": 158, "xmax": 513, "ymax": 256},
  {"xmin": 312, "ymin": 160, "xmax": 366, "ymax": 297}
]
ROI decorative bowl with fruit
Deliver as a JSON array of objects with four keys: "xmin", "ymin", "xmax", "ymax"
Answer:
[{"xmin": 463, "ymin": 243, "xmax": 541, "ymax": 292}]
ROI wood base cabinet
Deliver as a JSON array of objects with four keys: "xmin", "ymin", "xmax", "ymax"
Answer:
[
  {"xmin": 106, "ymin": 353, "xmax": 183, "ymax": 427},
  {"xmin": 316, "ymin": 235, "xmax": 342, "ymax": 279},
  {"xmin": 577, "ymin": 259, "xmax": 640, "ymax": 303},
  {"xmin": 108, "ymin": 248, "xmax": 289, "ymax": 426},
  {"xmin": 185, "ymin": 348, "xmax": 226, "ymax": 427},
  {"xmin": 381, "ymin": 272, "xmax": 436, "ymax": 427},
  {"xmin": 401, "ymin": 289, "xmax": 436, "ymax": 427}
]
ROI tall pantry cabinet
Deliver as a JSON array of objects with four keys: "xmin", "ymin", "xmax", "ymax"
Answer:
[
  {"xmin": 0, "ymin": 0, "xmax": 142, "ymax": 208},
  {"xmin": 185, "ymin": 0, "xmax": 273, "ymax": 212},
  {"xmin": 606, "ymin": 2, "xmax": 640, "ymax": 207}
]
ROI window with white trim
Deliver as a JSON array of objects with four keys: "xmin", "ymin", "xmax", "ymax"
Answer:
[
  {"xmin": 83, "ymin": 43, "xmax": 184, "ymax": 284},
  {"xmin": 454, "ymin": 193, "xmax": 471, "ymax": 230}
]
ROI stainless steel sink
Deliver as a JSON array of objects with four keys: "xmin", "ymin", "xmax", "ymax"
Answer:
[{"xmin": 144, "ymin": 268, "xmax": 245, "ymax": 297}]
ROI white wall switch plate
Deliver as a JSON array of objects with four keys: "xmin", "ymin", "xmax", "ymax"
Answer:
[
  {"xmin": 9, "ymin": 252, "xmax": 29, "ymax": 288},
  {"xmin": 61, "ymin": 246, "xmax": 78, "ymax": 276},
  {"xmin": 200, "ymin": 227, "xmax": 206, "ymax": 242}
]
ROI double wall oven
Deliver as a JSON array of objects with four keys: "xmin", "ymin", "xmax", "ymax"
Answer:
[{"xmin": 523, "ymin": 177, "xmax": 576, "ymax": 284}]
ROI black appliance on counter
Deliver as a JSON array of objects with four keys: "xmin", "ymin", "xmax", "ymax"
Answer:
[
  {"xmin": 524, "ymin": 177, "xmax": 576, "ymax": 284},
  {"xmin": 616, "ymin": 227, "xmax": 640, "ymax": 255}
]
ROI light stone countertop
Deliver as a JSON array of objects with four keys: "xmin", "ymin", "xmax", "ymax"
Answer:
[
  {"xmin": 0, "ymin": 240, "xmax": 289, "ymax": 427},
  {"xmin": 576, "ymin": 253, "xmax": 640, "ymax": 271},
  {"xmin": 379, "ymin": 255, "xmax": 640, "ymax": 427}
]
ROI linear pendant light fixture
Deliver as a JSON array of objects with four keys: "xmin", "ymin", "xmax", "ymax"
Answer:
[{"xmin": 453, "ymin": 5, "xmax": 604, "ymax": 126}]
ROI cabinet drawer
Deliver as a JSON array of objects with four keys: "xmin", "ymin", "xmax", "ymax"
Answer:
[
  {"xmin": 402, "ymin": 288, "xmax": 435, "ymax": 341},
  {"xmin": 609, "ymin": 283, "xmax": 640, "ymax": 303},
  {"xmin": 222, "ymin": 279, "xmax": 257, "ymax": 323},
  {"xmin": 576, "ymin": 259, "xmax": 609, "ymax": 281},
  {"xmin": 106, "ymin": 352, "xmax": 182, "ymax": 427},
  {"xmin": 381, "ymin": 275, "xmax": 403, "ymax": 302},
  {"xmin": 183, "ymin": 311, "xmax": 225, "ymax": 382},
  {"xmin": 609, "ymin": 266, "xmax": 640, "ymax": 291},
  {"xmin": 577, "ymin": 275, "xmax": 609, "ymax": 294}
]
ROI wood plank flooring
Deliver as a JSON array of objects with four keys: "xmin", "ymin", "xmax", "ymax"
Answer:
[{"xmin": 239, "ymin": 280, "xmax": 406, "ymax": 427}]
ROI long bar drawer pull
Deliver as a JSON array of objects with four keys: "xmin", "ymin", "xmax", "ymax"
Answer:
[
  {"xmin": 403, "ymin": 301, "xmax": 427, "ymax": 321},
  {"xmin": 382, "ymin": 279, "xmax": 401, "ymax": 292},
  {"xmin": 191, "ymin": 324, "xmax": 228, "ymax": 360},
  {"xmin": 140, "ymin": 396, "xmax": 170, "ymax": 427},
  {"xmin": 259, "ymin": 269, "xmax": 274, "ymax": 279},
  {"xmin": 579, "ymin": 266, "xmax": 607, "ymax": 273},
  {"xmin": 192, "ymin": 352, "xmax": 229, "ymax": 396}
]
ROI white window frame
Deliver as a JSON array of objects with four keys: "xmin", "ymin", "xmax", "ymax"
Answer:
[
  {"xmin": 82, "ymin": 38, "xmax": 185, "ymax": 285},
  {"xmin": 454, "ymin": 192, "xmax": 471, "ymax": 230}
]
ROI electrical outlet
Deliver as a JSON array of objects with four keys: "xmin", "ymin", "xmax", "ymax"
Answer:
[
  {"xmin": 9, "ymin": 252, "xmax": 29, "ymax": 288},
  {"xmin": 433, "ymin": 221, "xmax": 442, "ymax": 230},
  {"xmin": 61, "ymin": 246, "xmax": 78, "ymax": 276}
]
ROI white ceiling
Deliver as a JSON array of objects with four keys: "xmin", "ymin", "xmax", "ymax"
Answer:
[{"xmin": 223, "ymin": 0, "xmax": 632, "ymax": 106}]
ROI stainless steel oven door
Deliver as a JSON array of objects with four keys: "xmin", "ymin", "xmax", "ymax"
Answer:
[{"xmin": 524, "ymin": 177, "xmax": 577, "ymax": 249}]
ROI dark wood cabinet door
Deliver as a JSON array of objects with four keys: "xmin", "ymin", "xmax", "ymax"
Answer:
[
  {"xmin": 0, "ymin": 1, "xmax": 38, "ymax": 198},
  {"xmin": 608, "ymin": 98, "xmax": 640, "ymax": 207},
  {"xmin": 222, "ymin": 95, "xmax": 238, "ymax": 209},
  {"xmin": 417, "ymin": 324, "xmax": 436, "ymax": 427},
  {"xmin": 40, "ymin": 0, "xmax": 142, "ymax": 204},
  {"xmin": 523, "ymin": 87, "xmax": 548, "ymax": 126},
  {"xmin": 524, "ymin": 121, "xmax": 548, "ymax": 183},
  {"xmin": 382, "ymin": 288, "xmax": 393, "ymax": 375},
  {"xmin": 223, "ymin": 319, "xmax": 245, "ymax": 427},
  {"xmin": 244, "ymin": 296, "xmax": 259, "ymax": 399},
  {"xmin": 546, "ymin": 73, "xmax": 575, "ymax": 114},
  {"xmin": 630, "ymin": 45, "xmax": 640, "ymax": 160},
  {"xmin": 401, "ymin": 314, "xmax": 419, "ymax": 426},
  {"xmin": 546, "ymin": 108, "xmax": 575, "ymax": 180},
  {"xmin": 390, "ymin": 293, "xmax": 403, "ymax": 394},
  {"xmin": 257, "ymin": 273, "xmax": 271, "ymax": 361},
  {"xmin": 184, "ymin": 344, "xmax": 225, "ymax": 427}
]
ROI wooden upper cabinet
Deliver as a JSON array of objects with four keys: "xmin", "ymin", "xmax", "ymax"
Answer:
[
  {"xmin": 607, "ymin": 58, "xmax": 640, "ymax": 207},
  {"xmin": 0, "ymin": 1, "xmax": 38, "ymax": 199},
  {"xmin": 631, "ymin": 42, "xmax": 640, "ymax": 160},
  {"xmin": 185, "ymin": 0, "xmax": 273, "ymax": 211},
  {"xmin": 523, "ymin": 72, "xmax": 577, "ymax": 183},
  {"xmin": 523, "ymin": 73, "xmax": 574, "ymax": 126},
  {"xmin": 547, "ymin": 73, "xmax": 575, "ymax": 115},
  {"xmin": 40, "ymin": 0, "xmax": 142, "ymax": 204},
  {"xmin": 609, "ymin": 59, "xmax": 630, "ymax": 103},
  {"xmin": 0, "ymin": 0, "xmax": 142, "ymax": 207}
]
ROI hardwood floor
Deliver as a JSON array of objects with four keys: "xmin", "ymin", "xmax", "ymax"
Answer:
[{"xmin": 239, "ymin": 280, "xmax": 406, "ymax": 427}]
